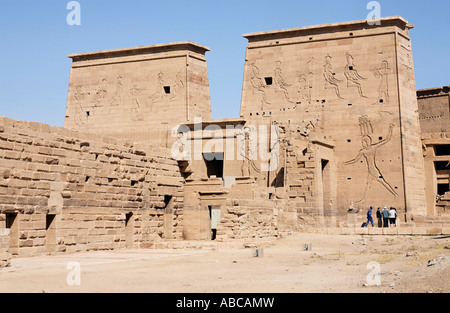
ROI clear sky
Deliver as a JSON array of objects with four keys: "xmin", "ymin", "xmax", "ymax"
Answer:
[{"xmin": 0, "ymin": 0, "xmax": 449, "ymax": 127}]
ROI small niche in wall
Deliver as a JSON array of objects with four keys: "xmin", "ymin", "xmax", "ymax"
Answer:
[
  {"xmin": 164, "ymin": 195, "xmax": 173, "ymax": 208},
  {"xmin": 264, "ymin": 77, "xmax": 273, "ymax": 85},
  {"xmin": 86, "ymin": 111, "xmax": 90, "ymax": 117},
  {"xmin": 163, "ymin": 86, "xmax": 171, "ymax": 94}
]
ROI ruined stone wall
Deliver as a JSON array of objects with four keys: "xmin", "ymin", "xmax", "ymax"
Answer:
[
  {"xmin": 0, "ymin": 228, "xmax": 11, "ymax": 268},
  {"xmin": 216, "ymin": 198, "xmax": 279, "ymax": 242},
  {"xmin": 0, "ymin": 116, "xmax": 183, "ymax": 257}
]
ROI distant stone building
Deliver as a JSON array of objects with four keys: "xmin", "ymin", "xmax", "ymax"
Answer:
[
  {"xmin": 0, "ymin": 16, "xmax": 449, "ymax": 263},
  {"xmin": 417, "ymin": 86, "xmax": 450, "ymax": 219}
]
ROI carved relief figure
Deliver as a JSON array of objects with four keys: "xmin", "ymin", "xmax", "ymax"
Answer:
[
  {"xmin": 91, "ymin": 78, "xmax": 108, "ymax": 107},
  {"xmin": 372, "ymin": 60, "xmax": 391, "ymax": 104},
  {"xmin": 149, "ymin": 71, "xmax": 165, "ymax": 102},
  {"xmin": 345, "ymin": 121, "xmax": 398, "ymax": 203},
  {"xmin": 110, "ymin": 75, "xmax": 124, "ymax": 106},
  {"xmin": 267, "ymin": 122, "xmax": 280, "ymax": 172},
  {"xmin": 297, "ymin": 57, "xmax": 314, "ymax": 102},
  {"xmin": 344, "ymin": 53, "xmax": 367, "ymax": 98},
  {"xmin": 238, "ymin": 126, "xmax": 260, "ymax": 176},
  {"xmin": 73, "ymin": 86, "xmax": 90, "ymax": 125},
  {"xmin": 170, "ymin": 70, "xmax": 185, "ymax": 100},
  {"xmin": 274, "ymin": 61, "xmax": 294, "ymax": 103},
  {"xmin": 323, "ymin": 55, "xmax": 343, "ymax": 99},
  {"xmin": 130, "ymin": 84, "xmax": 145, "ymax": 121},
  {"xmin": 250, "ymin": 64, "xmax": 270, "ymax": 109}
]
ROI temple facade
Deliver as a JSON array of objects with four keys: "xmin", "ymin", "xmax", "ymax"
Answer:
[{"xmin": 0, "ymin": 16, "xmax": 449, "ymax": 264}]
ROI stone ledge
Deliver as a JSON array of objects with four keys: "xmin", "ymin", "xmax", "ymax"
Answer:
[{"xmin": 305, "ymin": 226, "xmax": 450, "ymax": 236}]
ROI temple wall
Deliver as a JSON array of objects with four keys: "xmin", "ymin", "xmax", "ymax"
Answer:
[
  {"xmin": 240, "ymin": 17, "xmax": 427, "ymax": 223},
  {"xmin": 0, "ymin": 228, "xmax": 10, "ymax": 268},
  {"xmin": 64, "ymin": 42, "xmax": 211, "ymax": 149},
  {"xmin": 0, "ymin": 116, "xmax": 183, "ymax": 257}
]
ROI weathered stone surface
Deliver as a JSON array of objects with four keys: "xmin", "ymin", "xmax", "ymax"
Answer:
[{"xmin": 0, "ymin": 16, "xmax": 449, "ymax": 260}]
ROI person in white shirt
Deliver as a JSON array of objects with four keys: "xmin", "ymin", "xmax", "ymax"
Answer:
[{"xmin": 388, "ymin": 207, "xmax": 397, "ymax": 227}]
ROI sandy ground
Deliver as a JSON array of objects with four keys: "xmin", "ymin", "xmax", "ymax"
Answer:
[{"xmin": 0, "ymin": 232, "xmax": 449, "ymax": 293}]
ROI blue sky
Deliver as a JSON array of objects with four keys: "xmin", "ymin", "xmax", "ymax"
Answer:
[{"xmin": 0, "ymin": 0, "xmax": 449, "ymax": 126}]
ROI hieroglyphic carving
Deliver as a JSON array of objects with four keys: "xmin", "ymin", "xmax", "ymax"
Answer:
[
  {"xmin": 73, "ymin": 86, "xmax": 90, "ymax": 125},
  {"xmin": 344, "ymin": 53, "xmax": 367, "ymax": 98},
  {"xmin": 297, "ymin": 57, "xmax": 314, "ymax": 103},
  {"xmin": 130, "ymin": 84, "xmax": 145, "ymax": 121},
  {"xmin": 238, "ymin": 126, "xmax": 260, "ymax": 176},
  {"xmin": 345, "ymin": 119, "xmax": 397, "ymax": 203},
  {"xmin": 323, "ymin": 54, "xmax": 343, "ymax": 99},
  {"xmin": 274, "ymin": 61, "xmax": 294, "ymax": 103},
  {"xmin": 358, "ymin": 115, "xmax": 373, "ymax": 136},
  {"xmin": 170, "ymin": 70, "xmax": 185, "ymax": 100},
  {"xmin": 149, "ymin": 71, "xmax": 165, "ymax": 103},
  {"xmin": 110, "ymin": 75, "xmax": 124, "ymax": 106},
  {"xmin": 70, "ymin": 68, "xmax": 188, "ymax": 126},
  {"xmin": 91, "ymin": 78, "xmax": 108, "ymax": 107},
  {"xmin": 372, "ymin": 60, "xmax": 391, "ymax": 104},
  {"xmin": 250, "ymin": 64, "xmax": 270, "ymax": 109},
  {"xmin": 267, "ymin": 122, "xmax": 280, "ymax": 172}
]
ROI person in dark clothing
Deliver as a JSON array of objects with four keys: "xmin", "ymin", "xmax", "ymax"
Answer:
[{"xmin": 376, "ymin": 207, "xmax": 382, "ymax": 227}]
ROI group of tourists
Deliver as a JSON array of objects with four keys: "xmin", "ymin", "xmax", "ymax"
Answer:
[{"xmin": 364, "ymin": 206, "xmax": 397, "ymax": 228}]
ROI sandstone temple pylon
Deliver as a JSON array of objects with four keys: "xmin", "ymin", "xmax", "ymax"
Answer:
[{"xmin": 1, "ymin": 16, "xmax": 449, "ymax": 265}]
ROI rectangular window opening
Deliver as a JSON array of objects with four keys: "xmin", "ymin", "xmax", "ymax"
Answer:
[
  {"xmin": 437, "ymin": 183, "xmax": 449, "ymax": 196},
  {"xmin": 435, "ymin": 161, "xmax": 450, "ymax": 171},
  {"xmin": 203, "ymin": 153, "xmax": 224, "ymax": 178},
  {"xmin": 435, "ymin": 145, "xmax": 450, "ymax": 156}
]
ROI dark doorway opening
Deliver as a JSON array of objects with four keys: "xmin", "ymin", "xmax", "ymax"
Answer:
[
  {"xmin": 125, "ymin": 212, "xmax": 134, "ymax": 249},
  {"xmin": 208, "ymin": 206, "xmax": 220, "ymax": 241},
  {"xmin": 5, "ymin": 213, "xmax": 19, "ymax": 255},
  {"xmin": 46, "ymin": 214, "xmax": 57, "ymax": 253}
]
